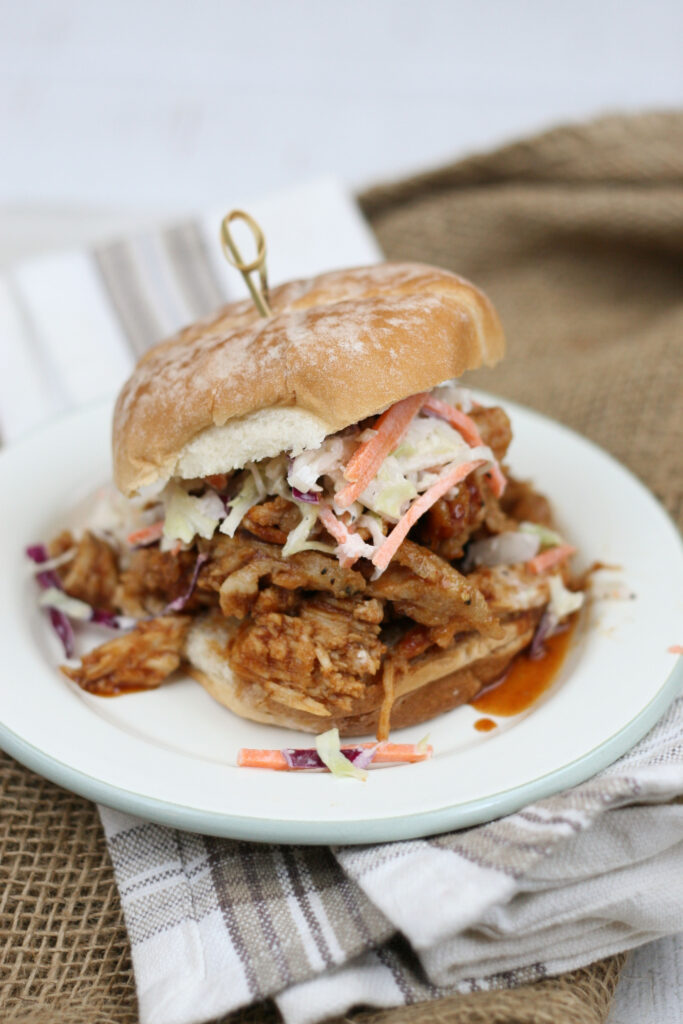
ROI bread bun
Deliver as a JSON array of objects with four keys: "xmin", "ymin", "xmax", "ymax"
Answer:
[
  {"xmin": 113, "ymin": 262, "xmax": 504, "ymax": 495},
  {"xmin": 184, "ymin": 612, "xmax": 535, "ymax": 737}
]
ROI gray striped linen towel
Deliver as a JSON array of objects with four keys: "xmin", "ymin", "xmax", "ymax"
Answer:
[{"xmin": 2, "ymin": 181, "xmax": 683, "ymax": 1024}]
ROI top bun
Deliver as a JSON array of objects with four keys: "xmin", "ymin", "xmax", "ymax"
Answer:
[{"xmin": 113, "ymin": 262, "xmax": 505, "ymax": 495}]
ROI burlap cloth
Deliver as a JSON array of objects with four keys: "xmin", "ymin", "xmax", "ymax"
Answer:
[{"xmin": 2, "ymin": 111, "xmax": 682, "ymax": 1023}]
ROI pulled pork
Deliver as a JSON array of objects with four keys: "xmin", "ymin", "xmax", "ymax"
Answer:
[
  {"xmin": 62, "ymin": 616, "xmax": 191, "ymax": 696},
  {"xmin": 369, "ymin": 539, "xmax": 501, "ymax": 635},
  {"xmin": 229, "ymin": 596, "xmax": 385, "ymax": 717},
  {"xmin": 117, "ymin": 547, "xmax": 203, "ymax": 617},
  {"xmin": 50, "ymin": 530, "xmax": 119, "ymax": 611},
  {"xmin": 54, "ymin": 402, "xmax": 560, "ymax": 727}
]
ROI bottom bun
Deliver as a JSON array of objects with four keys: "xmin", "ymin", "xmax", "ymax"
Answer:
[{"xmin": 185, "ymin": 611, "xmax": 538, "ymax": 737}]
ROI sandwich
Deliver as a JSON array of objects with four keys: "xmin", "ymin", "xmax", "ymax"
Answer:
[{"xmin": 32, "ymin": 262, "xmax": 583, "ymax": 739}]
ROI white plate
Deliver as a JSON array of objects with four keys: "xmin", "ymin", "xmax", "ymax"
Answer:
[{"xmin": 1, "ymin": 396, "xmax": 681, "ymax": 844}]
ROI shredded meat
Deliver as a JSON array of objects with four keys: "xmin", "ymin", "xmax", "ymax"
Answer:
[
  {"xmin": 50, "ymin": 530, "xmax": 119, "ymax": 610},
  {"xmin": 377, "ymin": 660, "xmax": 396, "ymax": 741},
  {"xmin": 370, "ymin": 539, "xmax": 502, "ymax": 635},
  {"xmin": 116, "ymin": 547, "xmax": 207, "ymax": 616},
  {"xmin": 62, "ymin": 616, "xmax": 191, "ymax": 695},
  {"xmin": 482, "ymin": 484, "xmax": 518, "ymax": 534},
  {"xmin": 242, "ymin": 496, "xmax": 302, "ymax": 544},
  {"xmin": 198, "ymin": 534, "xmax": 367, "ymax": 619},
  {"xmin": 115, "ymin": 530, "xmax": 368, "ymax": 621},
  {"xmin": 466, "ymin": 564, "xmax": 550, "ymax": 614},
  {"xmin": 53, "ymin": 398, "xmax": 560, "ymax": 724},
  {"xmin": 416, "ymin": 478, "xmax": 487, "ymax": 559},
  {"xmin": 253, "ymin": 586, "xmax": 300, "ymax": 616},
  {"xmin": 469, "ymin": 405, "xmax": 513, "ymax": 461},
  {"xmin": 501, "ymin": 477, "xmax": 553, "ymax": 526},
  {"xmin": 197, "ymin": 533, "xmax": 256, "ymax": 590},
  {"xmin": 395, "ymin": 564, "xmax": 548, "ymax": 660},
  {"xmin": 414, "ymin": 405, "xmax": 515, "ymax": 558},
  {"xmin": 228, "ymin": 596, "xmax": 385, "ymax": 715}
]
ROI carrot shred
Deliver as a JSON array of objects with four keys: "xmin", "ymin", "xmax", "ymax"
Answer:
[
  {"xmin": 422, "ymin": 395, "xmax": 483, "ymax": 446},
  {"xmin": 237, "ymin": 749, "xmax": 289, "ymax": 770},
  {"xmin": 335, "ymin": 392, "xmax": 427, "ymax": 508},
  {"xmin": 318, "ymin": 505, "xmax": 350, "ymax": 544},
  {"xmin": 127, "ymin": 521, "xmax": 164, "ymax": 546},
  {"xmin": 668, "ymin": 645, "xmax": 683, "ymax": 655},
  {"xmin": 372, "ymin": 459, "xmax": 486, "ymax": 572},
  {"xmin": 318, "ymin": 505, "xmax": 374, "ymax": 568},
  {"xmin": 423, "ymin": 395, "xmax": 506, "ymax": 496},
  {"xmin": 236, "ymin": 742, "xmax": 433, "ymax": 771},
  {"xmin": 527, "ymin": 544, "xmax": 577, "ymax": 574},
  {"xmin": 372, "ymin": 742, "xmax": 433, "ymax": 763},
  {"xmin": 486, "ymin": 462, "xmax": 507, "ymax": 498},
  {"xmin": 318, "ymin": 506, "xmax": 355, "ymax": 567}
]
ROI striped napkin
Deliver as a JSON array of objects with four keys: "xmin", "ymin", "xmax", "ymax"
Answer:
[{"xmin": 3, "ymin": 181, "xmax": 683, "ymax": 1024}]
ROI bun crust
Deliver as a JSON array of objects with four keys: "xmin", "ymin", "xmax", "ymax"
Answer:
[
  {"xmin": 113, "ymin": 262, "xmax": 504, "ymax": 495},
  {"xmin": 184, "ymin": 613, "xmax": 536, "ymax": 738}
]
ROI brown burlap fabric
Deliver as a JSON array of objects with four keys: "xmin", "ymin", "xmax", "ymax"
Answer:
[{"xmin": 2, "ymin": 111, "xmax": 681, "ymax": 1023}]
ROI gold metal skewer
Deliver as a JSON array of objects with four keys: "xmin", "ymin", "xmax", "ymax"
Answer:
[{"xmin": 220, "ymin": 209, "xmax": 272, "ymax": 318}]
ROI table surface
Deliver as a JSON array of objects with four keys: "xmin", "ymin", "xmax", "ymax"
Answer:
[{"xmin": 1, "ymin": 2, "xmax": 682, "ymax": 1018}]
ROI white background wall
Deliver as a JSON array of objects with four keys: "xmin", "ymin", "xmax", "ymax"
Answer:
[
  {"xmin": 0, "ymin": 2, "xmax": 681, "ymax": 1019},
  {"xmin": 1, "ymin": 0, "xmax": 681, "ymax": 213}
]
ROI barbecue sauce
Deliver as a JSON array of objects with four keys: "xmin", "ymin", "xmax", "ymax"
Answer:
[
  {"xmin": 471, "ymin": 619, "xmax": 576, "ymax": 718},
  {"xmin": 77, "ymin": 678, "xmax": 162, "ymax": 697},
  {"xmin": 474, "ymin": 717, "xmax": 497, "ymax": 732}
]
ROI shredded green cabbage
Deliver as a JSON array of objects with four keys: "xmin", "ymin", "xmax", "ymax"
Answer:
[
  {"xmin": 288, "ymin": 437, "xmax": 352, "ymax": 493},
  {"xmin": 315, "ymin": 728, "xmax": 368, "ymax": 781},
  {"xmin": 219, "ymin": 477, "xmax": 259, "ymax": 538},
  {"xmin": 163, "ymin": 482, "xmax": 225, "ymax": 544},
  {"xmin": 392, "ymin": 417, "xmax": 470, "ymax": 475},
  {"xmin": 359, "ymin": 458, "xmax": 417, "ymax": 520},
  {"xmin": 360, "ymin": 418, "xmax": 495, "ymax": 514},
  {"xmin": 39, "ymin": 587, "xmax": 92, "ymax": 620},
  {"xmin": 281, "ymin": 503, "xmax": 335, "ymax": 558},
  {"xmin": 416, "ymin": 733, "xmax": 431, "ymax": 754},
  {"xmin": 520, "ymin": 521, "xmax": 563, "ymax": 549}
]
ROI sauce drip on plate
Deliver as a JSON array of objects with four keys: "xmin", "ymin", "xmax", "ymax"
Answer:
[
  {"xmin": 472, "ymin": 619, "xmax": 576, "ymax": 718},
  {"xmin": 474, "ymin": 717, "xmax": 497, "ymax": 732}
]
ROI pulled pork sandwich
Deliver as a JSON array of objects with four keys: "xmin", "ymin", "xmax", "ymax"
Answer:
[{"xmin": 32, "ymin": 263, "xmax": 583, "ymax": 739}]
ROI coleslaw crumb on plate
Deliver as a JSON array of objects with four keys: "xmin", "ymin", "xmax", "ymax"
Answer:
[{"xmin": 237, "ymin": 732, "xmax": 433, "ymax": 776}]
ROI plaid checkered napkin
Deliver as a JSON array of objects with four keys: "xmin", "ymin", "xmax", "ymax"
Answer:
[
  {"xmin": 98, "ymin": 704, "xmax": 683, "ymax": 1024},
  {"xmin": 2, "ymin": 181, "xmax": 683, "ymax": 1024}
]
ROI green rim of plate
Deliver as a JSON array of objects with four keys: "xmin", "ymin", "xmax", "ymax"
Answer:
[
  {"xmin": 1, "ymin": 659, "xmax": 680, "ymax": 845},
  {"xmin": 2, "ymin": 396, "xmax": 682, "ymax": 844}
]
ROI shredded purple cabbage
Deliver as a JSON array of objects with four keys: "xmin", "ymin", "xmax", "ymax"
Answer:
[
  {"xmin": 26, "ymin": 543, "xmax": 48, "ymax": 564},
  {"xmin": 352, "ymin": 744, "xmax": 380, "ymax": 770},
  {"xmin": 281, "ymin": 745, "xmax": 378, "ymax": 770},
  {"xmin": 529, "ymin": 609, "xmax": 558, "ymax": 660},
  {"xmin": 91, "ymin": 608, "xmax": 138, "ymax": 630},
  {"xmin": 48, "ymin": 608, "xmax": 75, "ymax": 659},
  {"xmin": 27, "ymin": 545, "xmax": 76, "ymax": 657},
  {"xmin": 26, "ymin": 543, "xmax": 64, "ymax": 590},
  {"xmin": 28, "ymin": 542, "xmax": 139, "ymax": 657},
  {"xmin": 163, "ymin": 552, "xmax": 209, "ymax": 613},
  {"xmin": 292, "ymin": 488, "xmax": 320, "ymax": 504},
  {"xmin": 281, "ymin": 748, "xmax": 324, "ymax": 769}
]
